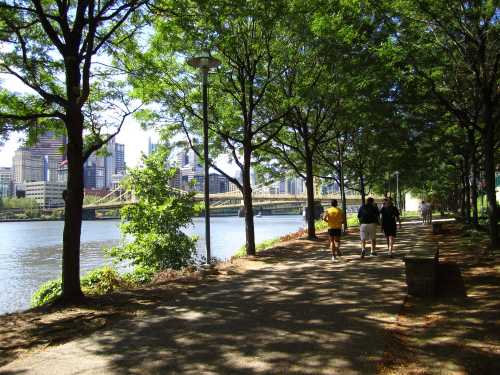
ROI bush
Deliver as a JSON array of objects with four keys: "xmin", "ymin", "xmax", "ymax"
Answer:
[
  {"xmin": 81, "ymin": 266, "xmax": 123, "ymax": 295},
  {"xmin": 122, "ymin": 266, "xmax": 156, "ymax": 285},
  {"xmin": 31, "ymin": 279, "xmax": 62, "ymax": 307},
  {"xmin": 108, "ymin": 147, "xmax": 199, "ymax": 274},
  {"xmin": 31, "ymin": 267, "xmax": 124, "ymax": 307}
]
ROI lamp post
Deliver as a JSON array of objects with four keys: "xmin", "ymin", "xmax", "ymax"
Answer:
[
  {"xmin": 187, "ymin": 52, "xmax": 220, "ymax": 264},
  {"xmin": 394, "ymin": 171, "xmax": 400, "ymax": 209}
]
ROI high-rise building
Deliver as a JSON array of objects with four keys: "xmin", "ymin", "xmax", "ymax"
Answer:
[
  {"xmin": 29, "ymin": 131, "xmax": 66, "ymax": 160},
  {"xmin": 84, "ymin": 153, "xmax": 105, "ymax": 189},
  {"xmin": 114, "ymin": 142, "xmax": 126, "ymax": 174},
  {"xmin": 0, "ymin": 167, "xmax": 12, "ymax": 198},
  {"xmin": 12, "ymin": 131, "xmax": 66, "ymax": 192},
  {"xmin": 148, "ymin": 137, "xmax": 159, "ymax": 155},
  {"xmin": 83, "ymin": 137, "xmax": 125, "ymax": 190},
  {"xmin": 12, "ymin": 149, "xmax": 43, "ymax": 185},
  {"xmin": 209, "ymin": 173, "xmax": 229, "ymax": 193},
  {"xmin": 176, "ymin": 149, "xmax": 203, "ymax": 191}
]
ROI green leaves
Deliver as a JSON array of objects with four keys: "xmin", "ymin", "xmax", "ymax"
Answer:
[{"xmin": 108, "ymin": 145, "xmax": 199, "ymax": 272}]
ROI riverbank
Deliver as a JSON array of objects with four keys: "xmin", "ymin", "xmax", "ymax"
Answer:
[
  {"xmin": 1, "ymin": 220, "xmax": 498, "ymax": 374},
  {"xmin": 0, "ymin": 216, "xmax": 306, "ymax": 314}
]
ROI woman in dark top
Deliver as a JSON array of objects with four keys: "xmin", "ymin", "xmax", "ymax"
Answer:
[{"xmin": 380, "ymin": 198, "xmax": 401, "ymax": 257}]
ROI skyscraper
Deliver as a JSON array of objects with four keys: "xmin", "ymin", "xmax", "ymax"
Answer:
[
  {"xmin": 0, "ymin": 167, "xmax": 12, "ymax": 198},
  {"xmin": 83, "ymin": 137, "xmax": 125, "ymax": 190},
  {"xmin": 148, "ymin": 137, "xmax": 159, "ymax": 155},
  {"xmin": 29, "ymin": 131, "xmax": 66, "ymax": 160}
]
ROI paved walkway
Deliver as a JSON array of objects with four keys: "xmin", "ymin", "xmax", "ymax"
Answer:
[{"xmin": 1, "ymin": 224, "xmax": 429, "ymax": 375}]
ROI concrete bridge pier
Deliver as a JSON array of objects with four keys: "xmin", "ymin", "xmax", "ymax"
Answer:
[{"xmin": 82, "ymin": 208, "xmax": 96, "ymax": 220}]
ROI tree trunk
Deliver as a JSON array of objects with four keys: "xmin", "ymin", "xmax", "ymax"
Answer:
[
  {"xmin": 459, "ymin": 161, "xmax": 466, "ymax": 219},
  {"xmin": 464, "ymin": 156, "xmax": 471, "ymax": 224},
  {"xmin": 483, "ymin": 120, "xmax": 498, "ymax": 250},
  {"xmin": 304, "ymin": 152, "xmax": 316, "ymax": 240},
  {"xmin": 359, "ymin": 173, "xmax": 366, "ymax": 205},
  {"xmin": 62, "ymin": 109, "xmax": 84, "ymax": 300},
  {"xmin": 242, "ymin": 149, "xmax": 256, "ymax": 255},
  {"xmin": 337, "ymin": 141, "xmax": 348, "ymax": 232},
  {"xmin": 470, "ymin": 139, "xmax": 479, "ymax": 227}
]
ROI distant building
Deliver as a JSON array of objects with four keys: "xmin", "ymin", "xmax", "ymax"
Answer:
[
  {"xmin": 209, "ymin": 173, "xmax": 229, "ymax": 194},
  {"xmin": 12, "ymin": 149, "xmax": 43, "ymax": 187},
  {"xmin": 111, "ymin": 173, "xmax": 126, "ymax": 190},
  {"xmin": 148, "ymin": 137, "xmax": 159, "ymax": 155},
  {"xmin": 0, "ymin": 167, "xmax": 12, "ymax": 198},
  {"xmin": 29, "ymin": 131, "xmax": 66, "ymax": 160},
  {"xmin": 83, "ymin": 137, "xmax": 125, "ymax": 189},
  {"xmin": 12, "ymin": 131, "xmax": 66, "ymax": 192},
  {"xmin": 169, "ymin": 168, "xmax": 182, "ymax": 190},
  {"xmin": 25, "ymin": 181, "xmax": 66, "ymax": 208},
  {"xmin": 84, "ymin": 153, "xmax": 105, "ymax": 189},
  {"xmin": 176, "ymin": 149, "xmax": 203, "ymax": 191}
]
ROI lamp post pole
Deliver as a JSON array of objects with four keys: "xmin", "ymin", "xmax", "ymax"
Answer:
[
  {"xmin": 187, "ymin": 52, "xmax": 220, "ymax": 264},
  {"xmin": 201, "ymin": 67, "xmax": 211, "ymax": 263}
]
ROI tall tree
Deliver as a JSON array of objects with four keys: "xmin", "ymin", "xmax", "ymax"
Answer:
[
  {"xmin": 0, "ymin": 0, "xmax": 146, "ymax": 300},
  {"xmin": 130, "ymin": 0, "xmax": 289, "ymax": 255},
  {"xmin": 392, "ymin": 0, "xmax": 500, "ymax": 248}
]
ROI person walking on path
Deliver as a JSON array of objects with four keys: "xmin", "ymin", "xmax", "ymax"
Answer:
[
  {"xmin": 358, "ymin": 197, "xmax": 380, "ymax": 258},
  {"xmin": 425, "ymin": 201, "xmax": 433, "ymax": 224},
  {"xmin": 323, "ymin": 199, "xmax": 344, "ymax": 262},
  {"xmin": 419, "ymin": 200, "xmax": 427, "ymax": 224},
  {"xmin": 380, "ymin": 198, "xmax": 401, "ymax": 257}
]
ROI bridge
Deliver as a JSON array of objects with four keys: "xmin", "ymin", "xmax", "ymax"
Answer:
[{"xmin": 82, "ymin": 185, "xmax": 381, "ymax": 218}]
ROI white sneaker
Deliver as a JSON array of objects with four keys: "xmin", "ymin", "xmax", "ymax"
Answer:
[{"xmin": 331, "ymin": 256, "xmax": 337, "ymax": 262}]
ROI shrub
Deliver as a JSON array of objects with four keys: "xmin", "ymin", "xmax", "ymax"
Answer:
[
  {"xmin": 108, "ymin": 147, "xmax": 199, "ymax": 274},
  {"xmin": 31, "ymin": 279, "xmax": 62, "ymax": 307},
  {"xmin": 31, "ymin": 267, "xmax": 124, "ymax": 307},
  {"xmin": 81, "ymin": 266, "xmax": 123, "ymax": 295},
  {"xmin": 122, "ymin": 266, "xmax": 156, "ymax": 285}
]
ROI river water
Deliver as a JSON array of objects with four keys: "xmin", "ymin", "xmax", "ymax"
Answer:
[{"xmin": 0, "ymin": 215, "xmax": 304, "ymax": 315}]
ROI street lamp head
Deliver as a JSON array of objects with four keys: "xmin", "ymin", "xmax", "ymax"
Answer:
[{"xmin": 187, "ymin": 51, "xmax": 221, "ymax": 70}]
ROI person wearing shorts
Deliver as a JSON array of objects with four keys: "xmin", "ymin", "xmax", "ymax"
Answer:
[
  {"xmin": 380, "ymin": 198, "xmax": 401, "ymax": 257},
  {"xmin": 323, "ymin": 199, "xmax": 344, "ymax": 262},
  {"xmin": 357, "ymin": 197, "xmax": 380, "ymax": 258}
]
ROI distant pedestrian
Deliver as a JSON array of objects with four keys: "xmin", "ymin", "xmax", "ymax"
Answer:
[
  {"xmin": 419, "ymin": 200, "xmax": 427, "ymax": 224},
  {"xmin": 425, "ymin": 201, "xmax": 433, "ymax": 224},
  {"xmin": 323, "ymin": 199, "xmax": 344, "ymax": 262},
  {"xmin": 380, "ymin": 198, "xmax": 401, "ymax": 257},
  {"xmin": 357, "ymin": 197, "xmax": 380, "ymax": 258}
]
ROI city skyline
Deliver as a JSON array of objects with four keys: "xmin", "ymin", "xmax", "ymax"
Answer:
[{"xmin": 0, "ymin": 123, "xmax": 157, "ymax": 170}]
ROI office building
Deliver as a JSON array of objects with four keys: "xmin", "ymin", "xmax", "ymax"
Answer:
[
  {"xmin": 12, "ymin": 149, "xmax": 43, "ymax": 186},
  {"xmin": 148, "ymin": 137, "xmax": 159, "ymax": 155},
  {"xmin": 25, "ymin": 181, "xmax": 66, "ymax": 208},
  {"xmin": 12, "ymin": 131, "xmax": 66, "ymax": 193},
  {"xmin": 0, "ymin": 167, "xmax": 12, "ymax": 198},
  {"xmin": 83, "ymin": 137, "xmax": 125, "ymax": 190}
]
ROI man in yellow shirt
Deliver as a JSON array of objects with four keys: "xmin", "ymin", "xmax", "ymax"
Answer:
[{"xmin": 323, "ymin": 199, "xmax": 345, "ymax": 261}]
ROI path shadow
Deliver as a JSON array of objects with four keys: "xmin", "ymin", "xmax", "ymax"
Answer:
[{"xmin": 437, "ymin": 262, "xmax": 467, "ymax": 298}]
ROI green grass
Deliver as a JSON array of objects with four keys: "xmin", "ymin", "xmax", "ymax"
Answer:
[{"xmin": 233, "ymin": 237, "xmax": 281, "ymax": 258}]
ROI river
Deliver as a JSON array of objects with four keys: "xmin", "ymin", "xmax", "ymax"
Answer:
[{"xmin": 0, "ymin": 215, "xmax": 305, "ymax": 315}]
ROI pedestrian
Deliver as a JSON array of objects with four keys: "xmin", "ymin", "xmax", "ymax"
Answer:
[
  {"xmin": 357, "ymin": 197, "xmax": 380, "ymax": 258},
  {"xmin": 380, "ymin": 198, "xmax": 401, "ymax": 257},
  {"xmin": 323, "ymin": 199, "xmax": 344, "ymax": 262},
  {"xmin": 425, "ymin": 201, "xmax": 433, "ymax": 224},
  {"xmin": 419, "ymin": 200, "xmax": 427, "ymax": 224}
]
